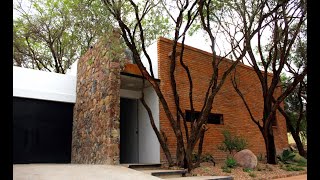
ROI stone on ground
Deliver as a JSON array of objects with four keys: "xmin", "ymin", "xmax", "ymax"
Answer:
[{"xmin": 234, "ymin": 149, "xmax": 257, "ymax": 169}]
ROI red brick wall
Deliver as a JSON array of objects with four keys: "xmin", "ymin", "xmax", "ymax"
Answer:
[{"xmin": 157, "ymin": 37, "xmax": 288, "ymax": 162}]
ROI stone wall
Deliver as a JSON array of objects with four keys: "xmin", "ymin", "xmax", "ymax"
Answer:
[{"xmin": 71, "ymin": 30, "xmax": 125, "ymax": 164}]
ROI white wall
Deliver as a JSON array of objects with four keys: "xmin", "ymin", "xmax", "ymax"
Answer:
[
  {"xmin": 141, "ymin": 42, "xmax": 159, "ymax": 79},
  {"xmin": 13, "ymin": 66, "xmax": 76, "ymax": 103},
  {"xmin": 138, "ymin": 86, "xmax": 160, "ymax": 163},
  {"xmin": 66, "ymin": 60, "xmax": 78, "ymax": 76}
]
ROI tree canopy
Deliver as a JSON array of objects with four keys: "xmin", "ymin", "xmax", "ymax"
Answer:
[{"xmin": 13, "ymin": 0, "xmax": 171, "ymax": 73}]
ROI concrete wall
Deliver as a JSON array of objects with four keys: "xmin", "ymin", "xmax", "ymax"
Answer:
[
  {"xmin": 13, "ymin": 66, "xmax": 76, "ymax": 103},
  {"xmin": 138, "ymin": 87, "xmax": 160, "ymax": 163}
]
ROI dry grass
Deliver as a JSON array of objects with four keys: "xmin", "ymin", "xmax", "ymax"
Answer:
[{"xmin": 187, "ymin": 161, "xmax": 307, "ymax": 180}]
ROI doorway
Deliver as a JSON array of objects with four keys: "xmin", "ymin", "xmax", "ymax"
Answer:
[
  {"xmin": 13, "ymin": 97, "xmax": 73, "ymax": 164},
  {"xmin": 120, "ymin": 98, "xmax": 139, "ymax": 164}
]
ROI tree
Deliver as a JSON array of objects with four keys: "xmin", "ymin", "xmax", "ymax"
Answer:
[
  {"xmin": 226, "ymin": 0, "xmax": 307, "ymax": 164},
  {"xmin": 278, "ymin": 24, "xmax": 307, "ymax": 157},
  {"xmin": 280, "ymin": 75, "xmax": 307, "ymax": 157},
  {"xmin": 13, "ymin": 0, "xmax": 114, "ymax": 73},
  {"xmin": 102, "ymin": 0, "xmax": 251, "ymax": 171}
]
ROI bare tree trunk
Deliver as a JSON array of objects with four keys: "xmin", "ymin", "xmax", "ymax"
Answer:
[
  {"xmin": 262, "ymin": 126, "xmax": 277, "ymax": 164},
  {"xmin": 291, "ymin": 132, "xmax": 306, "ymax": 158},
  {"xmin": 195, "ymin": 129, "xmax": 205, "ymax": 168},
  {"xmin": 277, "ymin": 102, "xmax": 307, "ymax": 158}
]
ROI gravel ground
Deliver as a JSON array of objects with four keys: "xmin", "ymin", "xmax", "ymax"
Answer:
[{"xmin": 187, "ymin": 161, "xmax": 307, "ymax": 180}]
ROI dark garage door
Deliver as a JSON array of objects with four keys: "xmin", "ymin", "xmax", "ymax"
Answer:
[{"xmin": 13, "ymin": 97, "xmax": 74, "ymax": 164}]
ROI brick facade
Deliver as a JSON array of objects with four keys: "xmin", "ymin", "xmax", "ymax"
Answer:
[{"xmin": 157, "ymin": 37, "xmax": 288, "ymax": 162}]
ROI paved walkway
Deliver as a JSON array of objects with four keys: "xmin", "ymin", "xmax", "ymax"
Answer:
[
  {"xmin": 13, "ymin": 164, "xmax": 162, "ymax": 180},
  {"xmin": 275, "ymin": 174, "xmax": 307, "ymax": 180}
]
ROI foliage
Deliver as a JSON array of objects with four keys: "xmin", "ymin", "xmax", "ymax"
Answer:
[
  {"xmin": 13, "ymin": 0, "xmax": 114, "ymax": 73},
  {"xmin": 102, "ymin": 0, "xmax": 249, "ymax": 172},
  {"xmin": 13, "ymin": 0, "xmax": 171, "ymax": 73},
  {"xmin": 249, "ymin": 172, "xmax": 256, "ymax": 177},
  {"xmin": 217, "ymin": 130, "xmax": 248, "ymax": 154},
  {"xmin": 280, "ymin": 164, "xmax": 304, "ymax": 171},
  {"xmin": 257, "ymin": 153, "xmax": 265, "ymax": 162},
  {"xmin": 221, "ymin": 166, "xmax": 232, "ymax": 173},
  {"xmin": 192, "ymin": 153, "xmax": 216, "ymax": 166},
  {"xmin": 226, "ymin": 0, "xmax": 307, "ymax": 164},
  {"xmin": 278, "ymin": 151, "xmax": 306, "ymax": 171},
  {"xmin": 277, "ymin": 149, "xmax": 296, "ymax": 164},
  {"xmin": 292, "ymin": 153, "xmax": 307, "ymax": 166},
  {"xmin": 282, "ymin": 74, "xmax": 307, "ymax": 141},
  {"xmin": 224, "ymin": 156, "xmax": 237, "ymax": 168},
  {"xmin": 243, "ymin": 168, "xmax": 253, "ymax": 172}
]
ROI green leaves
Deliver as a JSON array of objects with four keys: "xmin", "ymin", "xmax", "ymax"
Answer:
[
  {"xmin": 277, "ymin": 149, "xmax": 295, "ymax": 164},
  {"xmin": 13, "ymin": 0, "xmax": 114, "ymax": 73},
  {"xmin": 217, "ymin": 130, "xmax": 248, "ymax": 154}
]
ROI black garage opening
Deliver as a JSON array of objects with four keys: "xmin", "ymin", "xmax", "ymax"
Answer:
[{"xmin": 13, "ymin": 97, "xmax": 74, "ymax": 164}]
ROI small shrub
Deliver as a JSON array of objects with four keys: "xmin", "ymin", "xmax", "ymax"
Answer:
[
  {"xmin": 292, "ymin": 153, "xmax": 307, "ymax": 166},
  {"xmin": 225, "ymin": 156, "xmax": 237, "ymax": 168},
  {"xmin": 297, "ymin": 161, "xmax": 307, "ymax": 167},
  {"xmin": 281, "ymin": 164, "xmax": 304, "ymax": 171},
  {"xmin": 249, "ymin": 172, "xmax": 256, "ymax": 177},
  {"xmin": 265, "ymin": 164, "xmax": 274, "ymax": 171},
  {"xmin": 221, "ymin": 166, "xmax": 232, "ymax": 173},
  {"xmin": 255, "ymin": 163, "xmax": 265, "ymax": 171},
  {"xmin": 191, "ymin": 152, "xmax": 199, "ymax": 163},
  {"xmin": 277, "ymin": 149, "xmax": 295, "ymax": 164},
  {"xmin": 201, "ymin": 153, "xmax": 216, "ymax": 166},
  {"xmin": 257, "ymin": 153, "xmax": 264, "ymax": 162},
  {"xmin": 218, "ymin": 130, "xmax": 248, "ymax": 154},
  {"xmin": 191, "ymin": 153, "xmax": 216, "ymax": 166},
  {"xmin": 243, "ymin": 168, "xmax": 253, "ymax": 172}
]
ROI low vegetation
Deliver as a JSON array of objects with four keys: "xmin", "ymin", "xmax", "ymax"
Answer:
[
  {"xmin": 277, "ymin": 149, "xmax": 307, "ymax": 172},
  {"xmin": 217, "ymin": 130, "xmax": 248, "ymax": 155}
]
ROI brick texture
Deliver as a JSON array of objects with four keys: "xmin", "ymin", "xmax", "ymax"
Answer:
[{"xmin": 157, "ymin": 37, "xmax": 288, "ymax": 162}]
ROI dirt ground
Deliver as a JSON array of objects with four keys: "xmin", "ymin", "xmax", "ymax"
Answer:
[{"xmin": 163, "ymin": 160, "xmax": 307, "ymax": 180}]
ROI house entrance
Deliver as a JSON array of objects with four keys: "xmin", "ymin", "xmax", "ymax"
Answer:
[{"xmin": 120, "ymin": 98, "xmax": 139, "ymax": 163}]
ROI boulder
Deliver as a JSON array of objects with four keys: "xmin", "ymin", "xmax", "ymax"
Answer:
[{"xmin": 234, "ymin": 149, "xmax": 257, "ymax": 169}]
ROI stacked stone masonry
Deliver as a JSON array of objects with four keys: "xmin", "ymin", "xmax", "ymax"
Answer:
[{"xmin": 71, "ymin": 31, "xmax": 123, "ymax": 164}]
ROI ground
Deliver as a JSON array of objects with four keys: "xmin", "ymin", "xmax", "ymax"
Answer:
[{"xmin": 163, "ymin": 160, "xmax": 307, "ymax": 180}]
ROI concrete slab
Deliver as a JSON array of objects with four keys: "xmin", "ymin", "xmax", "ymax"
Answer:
[
  {"xmin": 275, "ymin": 174, "xmax": 307, "ymax": 180},
  {"xmin": 139, "ymin": 169, "xmax": 186, "ymax": 174},
  {"xmin": 168, "ymin": 176, "xmax": 233, "ymax": 180},
  {"xmin": 13, "ymin": 164, "xmax": 162, "ymax": 180}
]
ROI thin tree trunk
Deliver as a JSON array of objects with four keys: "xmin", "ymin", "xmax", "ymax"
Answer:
[
  {"xmin": 263, "ymin": 127, "xmax": 277, "ymax": 164},
  {"xmin": 185, "ymin": 147, "xmax": 193, "ymax": 172},
  {"xmin": 277, "ymin": 104, "xmax": 307, "ymax": 158},
  {"xmin": 291, "ymin": 132, "xmax": 307, "ymax": 158},
  {"xmin": 195, "ymin": 130, "xmax": 205, "ymax": 168}
]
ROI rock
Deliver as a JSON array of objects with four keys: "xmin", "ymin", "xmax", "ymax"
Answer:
[{"xmin": 234, "ymin": 149, "xmax": 258, "ymax": 169}]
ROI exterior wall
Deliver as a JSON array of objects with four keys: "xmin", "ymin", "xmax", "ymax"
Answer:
[
  {"xmin": 138, "ymin": 87, "xmax": 160, "ymax": 163},
  {"xmin": 157, "ymin": 37, "xmax": 288, "ymax": 162},
  {"xmin": 71, "ymin": 31, "xmax": 123, "ymax": 164},
  {"xmin": 13, "ymin": 66, "xmax": 76, "ymax": 103}
]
